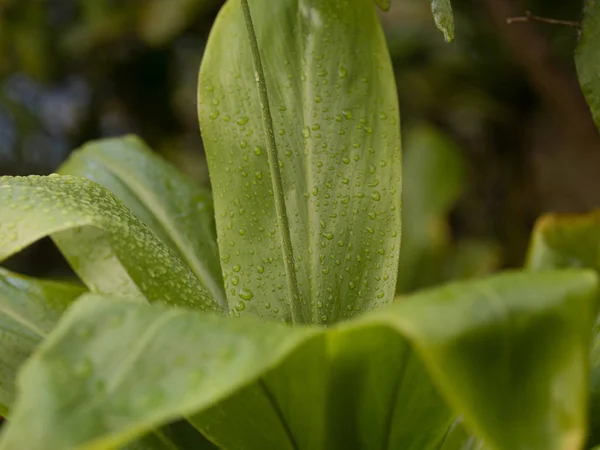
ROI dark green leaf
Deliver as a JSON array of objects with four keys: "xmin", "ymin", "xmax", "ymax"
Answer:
[
  {"xmin": 431, "ymin": 0, "xmax": 455, "ymax": 43},
  {"xmin": 59, "ymin": 136, "xmax": 226, "ymax": 309},
  {"xmin": 0, "ymin": 175, "xmax": 220, "ymax": 312},
  {"xmin": 198, "ymin": 0, "xmax": 402, "ymax": 324},
  {"xmin": 0, "ymin": 270, "xmax": 594, "ymax": 449},
  {"xmin": 0, "ymin": 268, "xmax": 84, "ymax": 414},
  {"xmin": 576, "ymin": 0, "xmax": 600, "ymax": 130}
]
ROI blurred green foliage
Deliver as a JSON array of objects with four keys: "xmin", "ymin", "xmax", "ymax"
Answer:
[{"xmin": 0, "ymin": 0, "xmax": 595, "ymax": 294}]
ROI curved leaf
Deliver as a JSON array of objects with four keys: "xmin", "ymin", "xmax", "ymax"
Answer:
[
  {"xmin": 0, "ymin": 268, "xmax": 84, "ymax": 414},
  {"xmin": 526, "ymin": 211, "xmax": 600, "ymax": 273},
  {"xmin": 0, "ymin": 270, "xmax": 595, "ymax": 450},
  {"xmin": 431, "ymin": 0, "xmax": 455, "ymax": 43},
  {"xmin": 0, "ymin": 175, "xmax": 220, "ymax": 312},
  {"xmin": 576, "ymin": 0, "xmax": 600, "ymax": 130},
  {"xmin": 59, "ymin": 136, "xmax": 226, "ymax": 308},
  {"xmin": 526, "ymin": 211, "xmax": 600, "ymax": 448},
  {"xmin": 198, "ymin": 0, "xmax": 402, "ymax": 324}
]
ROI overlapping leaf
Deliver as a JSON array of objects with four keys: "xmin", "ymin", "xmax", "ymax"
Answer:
[
  {"xmin": 198, "ymin": 0, "xmax": 402, "ymax": 324},
  {"xmin": 526, "ymin": 211, "xmax": 600, "ymax": 448},
  {"xmin": 0, "ymin": 270, "xmax": 595, "ymax": 450},
  {"xmin": 0, "ymin": 268, "xmax": 84, "ymax": 414},
  {"xmin": 576, "ymin": 0, "xmax": 600, "ymax": 130},
  {"xmin": 59, "ymin": 136, "xmax": 225, "ymax": 308},
  {"xmin": 0, "ymin": 175, "xmax": 219, "ymax": 312}
]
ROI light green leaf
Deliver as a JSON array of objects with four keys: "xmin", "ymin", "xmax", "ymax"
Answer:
[
  {"xmin": 526, "ymin": 211, "xmax": 600, "ymax": 448},
  {"xmin": 0, "ymin": 175, "xmax": 220, "ymax": 312},
  {"xmin": 431, "ymin": 0, "xmax": 455, "ymax": 43},
  {"xmin": 373, "ymin": 0, "xmax": 391, "ymax": 11},
  {"xmin": 59, "ymin": 136, "xmax": 226, "ymax": 309},
  {"xmin": 526, "ymin": 212, "xmax": 600, "ymax": 273},
  {"xmin": 198, "ymin": 0, "xmax": 402, "ymax": 324},
  {"xmin": 1, "ymin": 270, "xmax": 595, "ymax": 450},
  {"xmin": 0, "ymin": 268, "xmax": 84, "ymax": 414},
  {"xmin": 576, "ymin": 0, "xmax": 600, "ymax": 130}
]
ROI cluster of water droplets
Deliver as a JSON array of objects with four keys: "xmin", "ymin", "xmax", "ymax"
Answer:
[{"xmin": 0, "ymin": 174, "xmax": 220, "ymax": 313}]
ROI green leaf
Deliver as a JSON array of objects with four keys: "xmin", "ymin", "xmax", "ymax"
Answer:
[
  {"xmin": 0, "ymin": 268, "xmax": 84, "ymax": 414},
  {"xmin": 198, "ymin": 0, "xmax": 402, "ymax": 324},
  {"xmin": 526, "ymin": 212, "xmax": 600, "ymax": 448},
  {"xmin": 576, "ymin": 0, "xmax": 600, "ymax": 130},
  {"xmin": 1, "ymin": 270, "xmax": 595, "ymax": 450},
  {"xmin": 431, "ymin": 0, "xmax": 455, "ymax": 43},
  {"xmin": 526, "ymin": 212, "xmax": 600, "ymax": 273},
  {"xmin": 398, "ymin": 125, "xmax": 466, "ymax": 292},
  {"xmin": 373, "ymin": 0, "xmax": 391, "ymax": 11},
  {"xmin": 59, "ymin": 136, "xmax": 226, "ymax": 309},
  {"xmin": 0, "ymin": 175, "xmax": 220, "ymax": 312}
]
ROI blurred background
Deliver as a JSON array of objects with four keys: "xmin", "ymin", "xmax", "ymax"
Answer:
[{"xmin": 0, "ymin": 0, "xmax": 595, "ymax": 294}]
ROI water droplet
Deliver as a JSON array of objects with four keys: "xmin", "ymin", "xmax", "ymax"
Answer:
[
  {"xmin": 239, "ymin": 288, "xmax": 254, "ymax": 300},
  {"xmin": 302, "ymin": 127, "xmax": 311, "ymax": 138},
  {"xmin": 237, "ymin": 116, "xmax": 249, "ymax": 125}
]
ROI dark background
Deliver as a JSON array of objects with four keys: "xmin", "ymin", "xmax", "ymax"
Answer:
[{"xmin": 0, "ymin": 0, "xmax": 596, "ymax": 293}]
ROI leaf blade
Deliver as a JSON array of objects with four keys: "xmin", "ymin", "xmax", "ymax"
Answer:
[
  {"xmin": 198, "ymin": 0, "xmax": 402, "ymax": 324},
  {"xmin": 431, "ymin": 0, "xmax": 455, "ymax": 43},
  {"xmin": 576, "ymin": 0, "xmax": 600, "ymax": 130},
  {"xmin": 0, "ymin": 268, "xmax": 84, "ymax": 413},
  {"xmin": 59, "ymin": 136, "xmax": 226, "ymax": 309},
  {"xmin": 0, "ymin": 175, "xmax": 220, "ymax": 312},
  {"xmin": 0, "ymin": 270, "xmax": 594, "ymax": 450}
]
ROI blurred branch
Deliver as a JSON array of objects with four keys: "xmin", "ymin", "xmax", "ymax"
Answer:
[
  {"xmin": 484, "ymin": 0, "xmax": 600, "ymax": 211},
  {"xmin": 506, "ymin": 11, "xmax": 580, "ymax": 29}
]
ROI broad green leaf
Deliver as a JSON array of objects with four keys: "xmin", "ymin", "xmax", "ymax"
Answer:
[
  {"xmin": 526, "ymin": 212, "xmax": 600, "ymax": 448},
  {"xmin": 576, "ymin": 0, "xmax": 600, "ymax": 130},
  {"xmin": 431, "ymin": 0, "xmax": 455, "ymax": 43},
  {"xmin": 398, "ymin": 125, "xmax": 466, "ymax": 292},
  {"xmin": 1, "ymin": 270, "xmax": 595, "ymax": 450},
  {"xmin": 0, "ymin": 175, "xmax": 220, "ymax": 312},
  {"xmin": 0, "ymin": 268, "xmax": 84, "ymax": 414},
  {"xmin": 198, "ymin": 0, "xmax": 402, "ymax": 324},
  {"xmin": 526, "ymin": 212, "xmax": 600, "ymax": 273},
  {"xmin": 374, "ymin": 0, "xmax": 391, "ymax": 11},
  {"xmin": 59, "ymin": 136, "xmax": 226, "ymax": 309}
]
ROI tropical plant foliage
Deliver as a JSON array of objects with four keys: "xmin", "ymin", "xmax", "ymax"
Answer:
[{"xmin": 0, "ymin": 0, "xmax": 599, "ymax": 449}]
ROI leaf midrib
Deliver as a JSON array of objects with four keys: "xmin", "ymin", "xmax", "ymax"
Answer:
[{"xmin": 88, "ymin": 154, "xmax": 226, "ymax": 309}]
